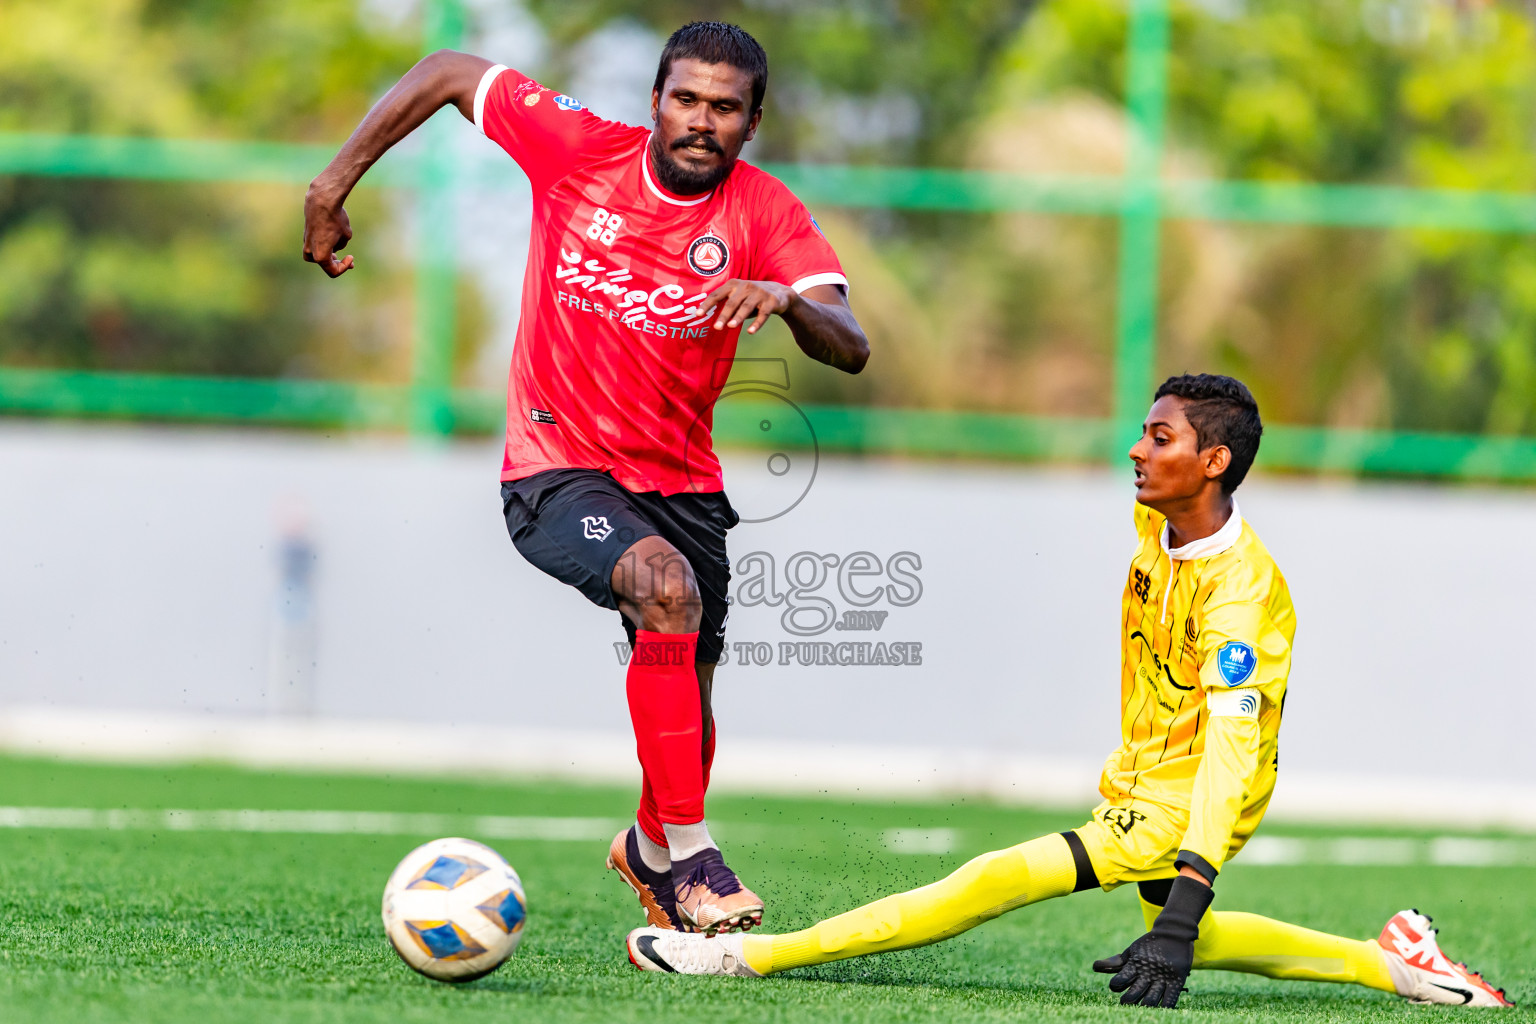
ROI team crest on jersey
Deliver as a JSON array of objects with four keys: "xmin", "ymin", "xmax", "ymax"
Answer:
[
  {"xmin": 1216, "ymin": 640, "xmax": 1256, "ymax": 686},
  {"xmin": 554, "ymin": 94, "xmax": 583, "ymax": 112},
  {"xmin": 687, "ymin": 233, "xmax": 730, "ymax": 277}
]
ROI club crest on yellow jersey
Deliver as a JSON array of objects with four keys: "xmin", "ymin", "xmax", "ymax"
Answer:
[{"xmin": 1216, "ymin": 640, "xmax": 1257, "ymax": 686}]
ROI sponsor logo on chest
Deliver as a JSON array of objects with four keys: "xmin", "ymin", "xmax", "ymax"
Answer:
[
  {"xmin": 1179, "ymin": 614, "xmax": 1197, "ymax": 659},
  {"xmin": 553, "ymin": 211, "xmax": 737, "ymax": 339}
]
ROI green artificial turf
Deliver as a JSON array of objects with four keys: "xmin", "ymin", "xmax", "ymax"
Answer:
[{"xmin": 0, "ymin": 755, "xmax": 1530, "ymax": 1023}]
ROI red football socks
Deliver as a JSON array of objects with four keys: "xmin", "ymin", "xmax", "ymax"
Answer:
[
  {"xmin": 627, "ymin": 630, "xmax": 703, "ymax": 839},
  {"xmin": 632, "ymin": 634, "xmax": 718, "ymax": 847},
  {"xmin": 637, "ymin": 776, "xmax": 665, "ymax": 847},
  {"xmin": 637, "ymin": 712, "xmax": 715, "ymax": 847},
  {"xmin": 702, "ymin": 714, "xmax": 717, "ymax": 793}
]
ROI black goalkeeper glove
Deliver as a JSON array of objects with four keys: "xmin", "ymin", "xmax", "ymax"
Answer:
[{"xmin": 1092, "ymin": 875, "xmax": 1214, "ymax": 1008}]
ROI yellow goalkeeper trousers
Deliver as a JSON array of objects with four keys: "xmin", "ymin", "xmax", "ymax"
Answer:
[{"xmin": 739, "ymin": 831, "xmax": 1393, "ymax": 992}]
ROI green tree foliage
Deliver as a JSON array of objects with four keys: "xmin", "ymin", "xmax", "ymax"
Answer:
[
  {"xmin": 0, "ymin": 0, "xmax": 417, "ymax": 379},
  {"xmin": 1000, "ymin": 0, "xmax": 1536, "ymax": 434},
  {"xmin": 6, "ymin": 0, "xmax": 1536, "ymax": 438},
  {"xmin": 522, "ymin": 0, "xmax": 1035, "ymax": 165}
]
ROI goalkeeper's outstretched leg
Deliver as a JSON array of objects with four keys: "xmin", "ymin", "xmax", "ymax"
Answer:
[
  {"xmin": 1128, "ymin": 886, "xmax": 1511, "ymax": 1007},
  {"xmin": 624, "ymin": 829, "xmax": 1513, "ymax": 1008},
  {"xmin": 628, "ymin": 831, "xmax": 1085, "ymax": 976}
]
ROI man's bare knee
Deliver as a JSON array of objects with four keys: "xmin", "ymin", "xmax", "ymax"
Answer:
[{"xmin": 613, "ymin": 536, "xmax": 702, "ymax": 634}]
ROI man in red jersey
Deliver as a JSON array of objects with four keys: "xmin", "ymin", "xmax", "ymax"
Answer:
[{"xmin": 302, "ymin": 22, "xmax": 869, "ymax": 935}]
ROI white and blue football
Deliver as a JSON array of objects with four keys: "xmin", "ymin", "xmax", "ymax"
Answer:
[{"xmin": 381, "ymin": 837, "xmax": 527, "ymax": 982}]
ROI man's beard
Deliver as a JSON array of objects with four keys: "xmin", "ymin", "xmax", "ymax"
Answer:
[{"xmin": 649, "ymin": 132, "xmax": 734, "ymax": 195}]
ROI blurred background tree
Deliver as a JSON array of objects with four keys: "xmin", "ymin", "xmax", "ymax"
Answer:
[
  {"xmin": 522, "ymin": 0, "xmax": 1536, "ymax": 431},
  {"xmin": 0, "ymin": 0, "xmax": 417, "ymax": 380},
  {"xmin": 990, "ymin": 0, "xmax": 1536, "ymax": 433},
  {"xmin": 3, "ymin": 0, "xmax": 1535, "ymax": 437}
]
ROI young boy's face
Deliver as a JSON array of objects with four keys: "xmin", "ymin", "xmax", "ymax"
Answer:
[{"xmin": 1128, "ymin": 395, "xmax": 1226, "ymax": 509}]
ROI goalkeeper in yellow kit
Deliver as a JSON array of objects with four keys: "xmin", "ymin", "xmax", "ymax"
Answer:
[{"xmin": 625, "ymin": 374, "xmax": 1513, "ymax": 1009}]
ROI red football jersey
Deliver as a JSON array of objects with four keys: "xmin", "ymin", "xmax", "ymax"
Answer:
[{"xmin": 475, "ymin": 65, "xmax": 847, "ymax": 495}]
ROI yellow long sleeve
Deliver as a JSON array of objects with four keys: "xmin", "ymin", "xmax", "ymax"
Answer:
[{"xmin": 1178, "ymin": 714, "xmax": 1263, "ymax": 875}]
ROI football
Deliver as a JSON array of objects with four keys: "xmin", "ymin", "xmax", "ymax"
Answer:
[{"xmin": 381, "ymin": 837, "xmax": 527, "ymax": 982}]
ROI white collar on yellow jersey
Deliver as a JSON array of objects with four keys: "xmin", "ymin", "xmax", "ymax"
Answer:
[
  {"xmin": 1156, "ymin": 501, "xmax": 1243, "ymax": 624},
  {"xmin": 1159, "ymin": 500, "xmax": 1243, "ymax": 561}
]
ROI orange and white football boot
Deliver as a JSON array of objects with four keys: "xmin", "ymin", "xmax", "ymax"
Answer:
[
  {"xmin": 1377, "ymin": 909, "xmax": 1514, "ymax": 1007},
  {"xmin": 671, "ymin": 848, "xmax": 763, "ymax": 936},
  {"xmin": 606, "ymin": 827, "xmax": 684, "ymax": 930}
]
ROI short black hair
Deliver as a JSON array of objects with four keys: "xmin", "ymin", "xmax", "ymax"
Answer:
[
  {"xmin": 1154, "ymin": 374, "xmax": 1263, "ymax": 493},
  {"xmin": 653, "ymin": 22, "xmax": 768, "ymax": 113}
]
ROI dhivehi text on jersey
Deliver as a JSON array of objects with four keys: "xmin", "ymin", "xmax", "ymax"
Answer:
[{"xmin": 554, "ymin": 245, "xmax": 718, "ymax": 340}]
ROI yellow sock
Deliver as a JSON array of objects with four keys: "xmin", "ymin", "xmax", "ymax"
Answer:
[
  {"xmin": 741, "ymin": 833, "xmax": 1078, "ymax": 975},
  {"xmin": 1137, "ymin": 896, "xmax": 1394, "ymax": 992}
]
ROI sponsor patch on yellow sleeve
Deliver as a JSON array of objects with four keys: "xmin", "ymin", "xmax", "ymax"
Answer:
[{"xmin": 1207, "ymin": 687, "xmax": 1260, "ymax": 719}]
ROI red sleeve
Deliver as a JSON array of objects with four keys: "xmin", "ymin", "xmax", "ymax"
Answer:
[
  {"xmin": 748, "ymin": 174, "xmax": 848, "ymax": 293},
  {"xmin": 474, "ymin": 65, "xmax": 640, "ymax": 195}
]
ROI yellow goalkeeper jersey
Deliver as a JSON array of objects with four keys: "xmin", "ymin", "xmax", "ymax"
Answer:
[{"xmin": 1095, "ymin": 500, "xmax": 1295, "ymax": 876}]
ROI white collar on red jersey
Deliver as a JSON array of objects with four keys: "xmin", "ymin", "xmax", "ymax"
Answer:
[
  {"xmin": 640, "ymin": 143, "xmax": 716, "ymax": 206},
  {"xmin": 1160, "ymin": 500, "xmax": 1243, "ymax": 561}
]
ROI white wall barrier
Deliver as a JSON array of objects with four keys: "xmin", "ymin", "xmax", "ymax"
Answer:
[{"xmin": 1, "ymin": 423, "xmax": 1532, "ymax": 827}]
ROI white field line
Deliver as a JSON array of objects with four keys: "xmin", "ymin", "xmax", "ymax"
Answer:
[
  {"xmin": 6, "ymin": 708, "xmax": 1536, "ymax": 831},
  {"xmin": 876, "ymin": 831, "xmax": 1536, "ymax": 865},
  {"xmin": 1238, "ymin": 835, "xmax": 1536, "ymax": 868},
  {"xmin": 884, "ymin": 828, "xmax": 959, "ymax": 854},
  {"xmin": 6, "ymin": 806, "xmax": 1526, "ymax": 868},
  {"xmin": 0, "ymin": 806, "xmax": 621, "ymax": 841}
]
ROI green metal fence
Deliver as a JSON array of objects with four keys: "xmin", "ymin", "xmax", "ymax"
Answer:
[{"xmin": 4, "ymin": 0, "xmax": 1536, "ymax": 481}]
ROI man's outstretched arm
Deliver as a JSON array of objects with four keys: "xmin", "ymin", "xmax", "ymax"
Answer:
[
  {"xmin": 303, "ymin": 49, "xmax": 492, "ymax": 278},
  {"xmin": 703, "ymin": 281, "xmax": 869, "ymax": 374}
]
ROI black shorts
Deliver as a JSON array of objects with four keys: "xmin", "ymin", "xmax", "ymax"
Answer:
[{"xmin": 500, "ymin": 468, "xmax": 738, "ymax": 663}]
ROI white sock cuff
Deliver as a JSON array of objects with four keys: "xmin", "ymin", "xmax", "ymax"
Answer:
[
  {"xmin": 634, "ymin": 823, "xmax": 671, "ymax": 873},
  {"xmin": 663, "ymin": 820, "xmax": 717, "ymax": 861}
]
